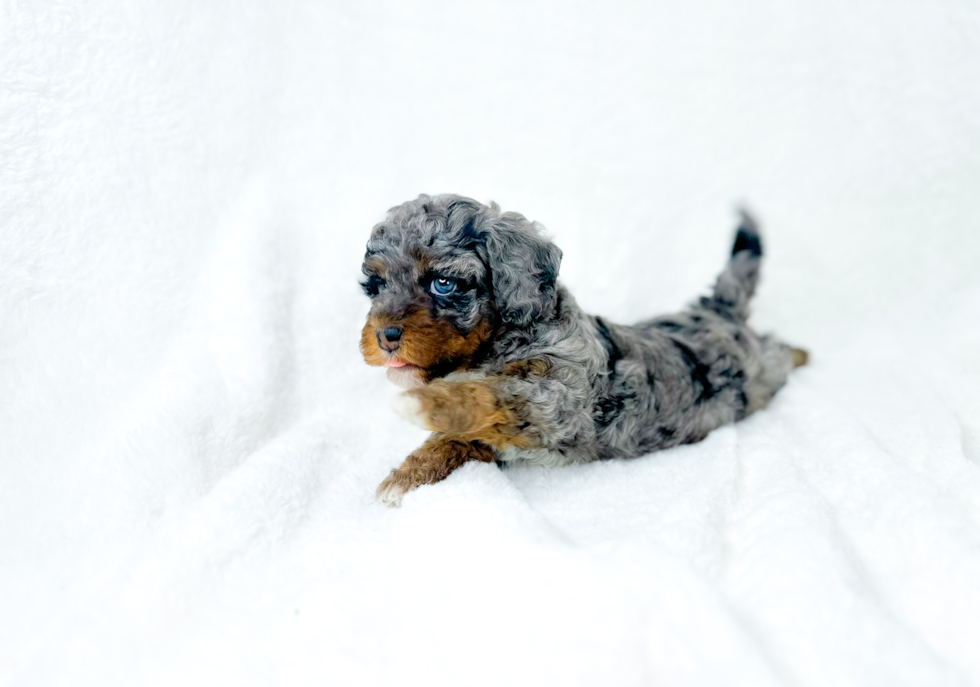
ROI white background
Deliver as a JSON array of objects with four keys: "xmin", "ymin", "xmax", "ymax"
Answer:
[{"xmin": 2, "ymin": 1, "xmax": 980, "ymax": 685}]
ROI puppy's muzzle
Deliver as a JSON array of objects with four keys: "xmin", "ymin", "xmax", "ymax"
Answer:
[{"xmin": 376, "ymin": 326, "xmax": 403, "ymax": 353}]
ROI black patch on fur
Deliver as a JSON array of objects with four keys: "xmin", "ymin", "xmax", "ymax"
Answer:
[
  {"xmin": 361, "ymin": 275, "xmax": 386, "ymax": 297},
  {"xmin": 457, "ymin": 217, "xmax": 485, "ymax": 251},
  {"xmin": 595, "ymin": 392, "xmax": 631, "ymax": 430},
  {"xmin": 697, "ymin": 296, "xmax": 738, "ymax": 322},
  {"xmin": 670, "ymin": 338, "xmax": 715, "ymax": 404},
  {"xmin": 651, "ymin": 320, "xmax": 684, "ymax": 332},
  {"xmin": 433, "ymin": 286, "xmax": 471, "ymax": 312},
  {"xmin": 646, "ymin": 370, "xmax": 660, "ymax": 415},
  {"xmin": 595, "ymin": 317, "xmax": 624, "ymax": 375},
  {"xmin": 731, "ymin": 369, "xmax": 749, "ymax": 417},
  {"xmin": 646, "ymin": 370, "xmax": 662, "ymax": 413},
  {"xmin": 535, "ymin": 244, "xmax": 559, "ymax": 291},
  {"xmin": 735, "ymin": 390, "xmax": 749, "ymax": 419},
  {"xmin": 658, "ymin": 427, "xmax": 676, "ymax": 441},
  {"xmin": 732, "ymin": 228, "xmax": 762, "ymax": 257},
  {"xmin": 427, "ymin": 357, "xmax": 460, "ymax": 381}
]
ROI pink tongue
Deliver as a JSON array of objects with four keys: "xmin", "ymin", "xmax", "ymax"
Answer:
[{"xmin": 383, "ymin": 359, "xmax": 408, "ymax": 368}]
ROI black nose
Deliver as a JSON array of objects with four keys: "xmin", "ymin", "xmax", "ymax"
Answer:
[{"xmin": 376, "ymin": 326, "xmax": 403, "ymax": 353}]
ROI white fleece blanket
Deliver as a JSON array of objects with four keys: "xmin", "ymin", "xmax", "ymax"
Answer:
[{"xmin": 3, "ymin": 2, "xmax": 980, "ymax": 685}]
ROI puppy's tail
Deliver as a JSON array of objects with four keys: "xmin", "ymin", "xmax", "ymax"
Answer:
[{"xmin": 700, "ymin": 208, "xmax": 762, "ymax": 320}]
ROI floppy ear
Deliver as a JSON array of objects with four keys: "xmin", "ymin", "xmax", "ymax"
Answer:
[{"xmin": 483, "ymin": 210, "xmax": 563, "ymax": 328}]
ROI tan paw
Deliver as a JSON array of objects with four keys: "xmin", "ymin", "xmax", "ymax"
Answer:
[
  {"xmin": 376, "ymin": 469, "xmax": 412, "ymax": 507},
  {"xmin": 791, "ymin": 347, "xmax": 809, "ymax": 368}
]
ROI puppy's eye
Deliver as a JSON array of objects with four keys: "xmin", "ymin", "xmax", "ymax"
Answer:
[
  {"xmin": 430, "ymin": 277, "xmax": 457, "ymax": 296},
  {"xmin": 362, "ymin": 276, "xmax": 387, "ymax": 297}
]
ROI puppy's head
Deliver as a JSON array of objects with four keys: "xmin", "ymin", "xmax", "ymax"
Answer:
[{"xmin": 360, "ymin": 194, "xmax": 562, "ymax": 388}]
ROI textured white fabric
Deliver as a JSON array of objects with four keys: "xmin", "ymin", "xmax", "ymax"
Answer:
[{"xmin": 3, "ymin": 2, "xmax": 980, "ymax": 685}]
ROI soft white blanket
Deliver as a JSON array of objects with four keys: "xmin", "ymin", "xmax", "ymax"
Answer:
[{"xmin": 3, "ymin": 2, "xmax": 979, "ymax": 685}]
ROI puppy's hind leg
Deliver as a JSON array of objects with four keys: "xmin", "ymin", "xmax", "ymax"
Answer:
[
  {"xmin": 791, "ymin": 347, "xmax": 809, "ymax": 368},
  {"xmin": 744, "ymin": 336, "xmax": 802, "ymax": 412}
]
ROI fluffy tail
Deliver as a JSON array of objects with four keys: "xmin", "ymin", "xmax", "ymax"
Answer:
[{"xmin": 700, "ymin": 209, "xmax": 762, "ymax": 320}]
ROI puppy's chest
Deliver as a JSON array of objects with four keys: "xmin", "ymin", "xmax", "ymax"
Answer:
[
  {"xmin": 498, "ymin": 446, "xmax": 588, "ymax": 467},
  {"xmin": 441, "ymin": 369, "xmax": 591, "ymax": 467}
]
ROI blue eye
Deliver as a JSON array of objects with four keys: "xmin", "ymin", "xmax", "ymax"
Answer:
[{"xmin": 430, "ymin": 277, "xmax": 457, "ymax": 296}]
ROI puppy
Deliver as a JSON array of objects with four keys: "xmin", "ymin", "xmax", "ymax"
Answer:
[{"xmin": 360, "ymin": 194, "xmax": 807, "ymax": 506}]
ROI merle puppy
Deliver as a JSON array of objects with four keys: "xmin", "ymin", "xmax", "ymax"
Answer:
[{"xmin": 360, "ymin": 194, "xmax": 807, "ymax": 506}]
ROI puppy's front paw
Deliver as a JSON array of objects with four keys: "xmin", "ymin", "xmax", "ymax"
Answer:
[
  {"xmin": 392, "ymin": 392, "xmax": 431, "ymax": 430},
  {"xmin": 375, "ymin": 435, "xmax": 496, "ymax": 506},
  {"xmin": 393, "ymin": 381, "xmax": 502, "ymax": 436},
  {"xmin": 376, "ymin": 469, "xmax": 412, "ymax": 507}
]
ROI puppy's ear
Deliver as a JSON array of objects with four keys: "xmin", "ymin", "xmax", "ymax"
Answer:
[{"xmin": 484, "ymin": 210, "xmax": 562, "ymax": 328}]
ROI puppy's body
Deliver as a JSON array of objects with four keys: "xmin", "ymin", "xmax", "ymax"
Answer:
[{"xmin": 360, "ymin": 195, "xmax": 805, "ymax": 504}]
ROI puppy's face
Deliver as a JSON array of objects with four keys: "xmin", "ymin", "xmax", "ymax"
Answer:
[
  {"xmin": 360, "ymin": 194, "xmax": 562, "ymax": 388},
  {"xmin": 359, "ymin": 197, "xmax": 497, "ymax": 389}
]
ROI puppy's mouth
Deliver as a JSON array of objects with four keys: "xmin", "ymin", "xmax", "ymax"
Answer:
[{"xmin": 382, "ymin": 356, "xmax": 427, "ymax": 389}]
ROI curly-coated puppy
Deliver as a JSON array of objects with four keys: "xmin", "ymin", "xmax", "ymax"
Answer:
[{"xmin": 360, "ymin": 194, "xmax": 807, "ymax": 506}]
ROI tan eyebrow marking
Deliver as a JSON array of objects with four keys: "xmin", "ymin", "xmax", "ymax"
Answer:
[{"xmin": 363, "ymin": 258, "xmax": 387, "ymax": 276}]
